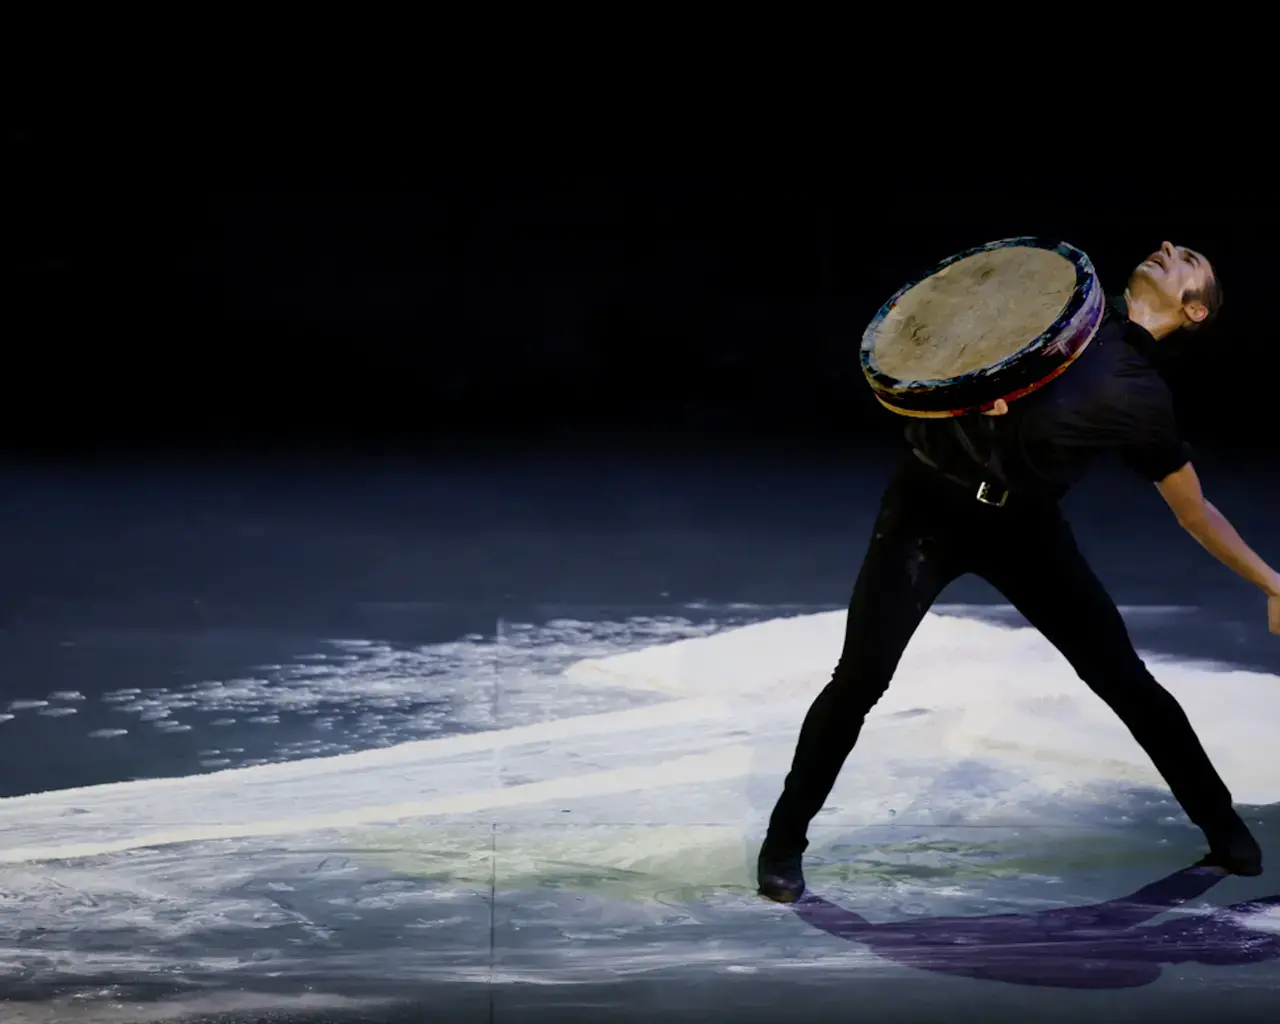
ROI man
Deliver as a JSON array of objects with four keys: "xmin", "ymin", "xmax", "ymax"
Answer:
[{"xmin": 758, "ymin": 241, "xmax": 1280, "ymax": 903}]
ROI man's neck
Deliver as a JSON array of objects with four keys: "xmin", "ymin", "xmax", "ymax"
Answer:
[{"xmin": 1123, "ymin": 289, "xmax": 1179, "ymax": 340}]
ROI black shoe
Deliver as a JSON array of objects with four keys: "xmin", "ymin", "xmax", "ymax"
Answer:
[
  {"xmin": 1198, "ymin": 818, "xmax": 1263, "ymax": 877},
  {"xmin": 757, "ymin": 845, "xmax": 806, "ymax": 903}
]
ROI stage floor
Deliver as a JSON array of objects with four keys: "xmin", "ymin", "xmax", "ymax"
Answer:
[{"xmin": 0, "ymin": 449, "xmax": 1276, "ymax": 1023}]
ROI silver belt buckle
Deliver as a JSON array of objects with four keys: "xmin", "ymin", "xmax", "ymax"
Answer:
[{"xmin": 976, "ymin": 481, "xmax": 1007, "ymax": 507}]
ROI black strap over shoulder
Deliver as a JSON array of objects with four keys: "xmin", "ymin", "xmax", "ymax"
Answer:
[{"xmin": 950, "ymin": 416, "xmax": 1012, "ymax": 490}]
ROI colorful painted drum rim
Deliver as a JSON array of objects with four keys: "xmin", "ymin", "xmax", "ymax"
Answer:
[{"xmin": 861, "ymin": 237, "xmax": 1105, "ymax": 418}]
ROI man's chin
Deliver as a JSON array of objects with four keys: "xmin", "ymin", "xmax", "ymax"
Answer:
[{"xmin": 1127, "ymin": 267, "xmax": 1157, "ymax": 292}]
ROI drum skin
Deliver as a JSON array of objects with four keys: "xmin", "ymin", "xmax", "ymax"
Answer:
[{"xmin": 860, "ymin": 237, "xmax": 1105, "ymax": 418}]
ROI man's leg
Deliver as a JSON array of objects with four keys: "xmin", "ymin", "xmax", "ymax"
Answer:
[
  {"xmin": 759, "ymin": 478, "xmax": 962, "ymax": 900},
  {"xmin": 978, "ymin": 514, "xmax": 1260, "ymax": 875}
]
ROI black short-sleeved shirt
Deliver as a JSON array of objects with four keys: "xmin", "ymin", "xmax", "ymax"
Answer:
[{"xmin": 904, "ymin": 296, "xmax": 1191, "ymax": 501}]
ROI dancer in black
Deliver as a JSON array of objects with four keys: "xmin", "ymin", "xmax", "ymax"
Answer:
[{"xmin": 759, "ymin": 242, "xmax": 1279, "ymax": 902}]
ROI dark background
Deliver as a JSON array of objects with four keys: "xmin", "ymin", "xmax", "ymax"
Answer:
[
  {"xmin": 4, "ymin": 113, "xmax": 1279, "ymax": 1023},
  {"xmin": 11, "ymin": 117, "xmax": 1278, "ymax": 458}
]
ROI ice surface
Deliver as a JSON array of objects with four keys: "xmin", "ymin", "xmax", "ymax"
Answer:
[{"xmin": 0, "ymin": 608, "xmax": 1276, "ymax": 1014}]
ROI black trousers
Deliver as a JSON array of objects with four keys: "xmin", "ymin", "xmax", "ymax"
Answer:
[{"xmin": 765, "ymin": 457, "xmax": 1238, "ymax": 853}]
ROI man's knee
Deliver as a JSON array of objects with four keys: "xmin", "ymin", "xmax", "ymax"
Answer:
[
  {"xmin": 827, "ymin": 655, "xmax": 896, "ymax": 713},
  {"xmin": 1073, "ymin": 651, "xmax": 1180, "ymax": 710},
  {"xmin": 1072, "ymin": 649, "xmax": 1147, "ymax": 684}
]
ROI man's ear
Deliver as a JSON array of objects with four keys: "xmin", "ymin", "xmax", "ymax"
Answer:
[{"xmin": 1184, "ymin": 301, "xmax": 1209, "ymax": 324}]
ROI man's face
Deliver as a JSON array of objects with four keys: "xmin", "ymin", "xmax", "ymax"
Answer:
[{"xmin": 1128, "ymin": 240, "xmax": 1214, "ymax": 325}]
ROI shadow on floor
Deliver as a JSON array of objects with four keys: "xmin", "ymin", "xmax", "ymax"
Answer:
[{"xmin": 793, "ymin": 864, "xmax": 1279, "ymax": 989}]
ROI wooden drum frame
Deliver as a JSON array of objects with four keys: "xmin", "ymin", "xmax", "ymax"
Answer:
[{"xmin": 860, "ymin": 237, "xmax": 1105, "ymax": 418}]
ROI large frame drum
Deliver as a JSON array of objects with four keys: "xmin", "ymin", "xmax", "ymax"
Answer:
[{"xmin": 860, "ymin": 237, "xmax": 1105, "ymax": 418}]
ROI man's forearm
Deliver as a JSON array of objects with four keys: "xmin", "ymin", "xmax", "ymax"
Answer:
[{"xmin": 1181, "ymin": 501, "xmax": 1280, "ymax": 595}]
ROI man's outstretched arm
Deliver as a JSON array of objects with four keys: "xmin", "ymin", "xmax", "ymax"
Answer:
[{"xmin": 1156, "ymin": 462, "xmax": 1280, "ymax": 633}]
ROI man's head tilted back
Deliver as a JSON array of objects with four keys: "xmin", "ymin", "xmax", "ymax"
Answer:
[{"xmin": 1125, "ymin": 241, "xmax": 1224, "ymax": 340}]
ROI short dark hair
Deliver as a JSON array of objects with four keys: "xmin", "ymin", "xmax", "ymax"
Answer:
[{"xmin": 1180, "ymin": 266, "xmax": 1223, "ymax": 332}]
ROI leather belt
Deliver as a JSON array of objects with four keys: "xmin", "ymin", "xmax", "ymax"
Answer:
[{"xmin": 911, "ymin": 449, "xmax": 1010, "ymax": 507}]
